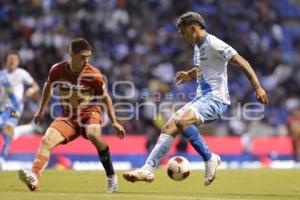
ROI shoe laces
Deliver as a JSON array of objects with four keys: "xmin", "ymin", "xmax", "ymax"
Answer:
[
  {"xmin": 25, "ymin": 171, "xmax": 38, "ymax": 184},
  {"xmin": 27, "ymin": 175, "xmax": 36, "ymax": 184}
]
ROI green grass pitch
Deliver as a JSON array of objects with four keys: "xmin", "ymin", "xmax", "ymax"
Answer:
[{"xmin": 1, "ymin": 169, "xmax": 300, "ymax": 200}]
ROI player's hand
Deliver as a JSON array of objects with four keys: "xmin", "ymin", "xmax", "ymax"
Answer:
[
  {"xmin": 255, "ymin": 87, "xmax": 269, "ymax": 105},
  {"xmin": 112, "ymin": 122, "xmax": 125, "ymax": 139},
  {"xmin": 33, "ymin": 110, "xmax": 45, "ymax": 124},
  {"xmin": 25, "ymin": 88, "xmax": 37, "ymax": 98},
  {"xmin": 175, "ymin": 71, "xmax": 192, "ymax": 85}
]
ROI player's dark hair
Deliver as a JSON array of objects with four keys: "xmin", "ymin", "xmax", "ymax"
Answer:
[
  {"xmin": 7, "ymin": 50, "xmax": 20, "ymax": 59},
  {"xmin": 70, "ymin": 38, "xmax": 92, "ymax": 54},
  {"xmin": 176, "ymin": 11, "xmax": 206, "ymax": 29}
]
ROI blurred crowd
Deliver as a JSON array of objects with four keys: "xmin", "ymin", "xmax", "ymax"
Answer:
[{"xmin": 1, "ymin": 0, "xmax": 300, "ymax": 142}]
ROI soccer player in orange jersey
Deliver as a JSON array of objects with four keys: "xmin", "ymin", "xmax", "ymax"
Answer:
[{"xmin": 18, "ymin": 38, "xmax": 125, "ymax": 193}]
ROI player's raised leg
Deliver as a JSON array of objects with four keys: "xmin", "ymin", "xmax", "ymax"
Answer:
[
  {"xmin": 0, "ymin": 125, "xmax": 13, "ymax": 159},
  {"xmin": 1, "ymin": 121, "xmax": 43, "ymax": 167},
  {"xmin": 13, "ymin": 122, "xmax": 44, "ymax": 139},
  {"xmin": 0, "ymin": 109, "xmax": 18, "ymax": 161},
  {"xmin": 123, "ymin": 112, "xmax": 180, "ymax": 183},
  {"xmin": 174, "ymin": 106, "xmax": 221, "ymax": 186},
  {"xmin": 123, "ymin": 102, "xmax": 221, "ymax": 186},
  {"xmin": 18, "ymin": 127, "xmax": 65, "ymax": 191},
  {"xmin": 85, "ymin": 124, "xmax": 118, "ymax": 193}
]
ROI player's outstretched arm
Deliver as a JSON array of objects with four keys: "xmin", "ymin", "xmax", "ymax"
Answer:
[
  {"xmin": 25, "ymin": 81, "xmax": 40, "ymax": 98},
  {"xmin": 33, "ymin": 81, "xmax": 52, "ymax": 124},
  {"xmin": 229, "ymin": 54, "xmax": 269, "ymax": 105},
  {"xmin": 175, "ymin": 68, "xmax": 197, "ymax": 85},
  {"xmin": 102, "ymin": 90, "xmax": 125, "ymax": 139}
]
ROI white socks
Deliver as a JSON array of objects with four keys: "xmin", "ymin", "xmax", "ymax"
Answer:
[
  {"xmin": 13, "ymin": 123, "xmax": 35, "ymax": 139},
  {"xmin": 142, "ymin": 134, "xmax": 174, "ymax": 172}
]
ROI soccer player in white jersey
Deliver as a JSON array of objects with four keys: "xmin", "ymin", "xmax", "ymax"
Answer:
[
  {"xmin": 0, "ymin": 51, "xmax": 40, "ymax": 162},
  {"xmin": 123, "ymin": 11, "xmax": 269, "ymax": 186}
]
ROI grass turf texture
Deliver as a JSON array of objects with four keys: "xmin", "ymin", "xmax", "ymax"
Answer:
[{"xmin": 0, "ymin": 169, "xmax": 300, "ymax": 200}]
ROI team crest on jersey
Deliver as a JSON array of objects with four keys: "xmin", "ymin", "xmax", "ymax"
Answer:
[
  {"xmin": 200, "ymin": 48, "xmax": 207, "ymax": 60},
  {"xmin": 218, "ymin": 50, "xmax": 226, "ymax": 59},
  {"xmin": 200, "ymin": 48, "xmax": 206, "ymax": 56}
]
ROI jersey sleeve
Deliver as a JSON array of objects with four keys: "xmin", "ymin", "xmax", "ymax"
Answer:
[
  {"xmin": 211, "ymin": 37, "xmax": 237, "ymax": 62},
  {"xmin": 21, "ymin": 69, "xmax": 34, "ymax": 86},
  {"xmin": 47, "ymin": 64, "xmax": 59, "ymax": 84}
]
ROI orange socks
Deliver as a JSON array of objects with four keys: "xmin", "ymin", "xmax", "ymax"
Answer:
[{"xmin": 32, "ymin": 154, "xmax": 49, "ymax": 178}]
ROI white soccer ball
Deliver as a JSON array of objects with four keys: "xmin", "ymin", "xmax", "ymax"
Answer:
[{"xmin": 167, "ymin": 156, "xmax": 191, "ymax": 181}]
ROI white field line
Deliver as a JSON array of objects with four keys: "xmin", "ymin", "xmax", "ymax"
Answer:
[{"xmin": 2, "ymin": 192, "xmax": 250, "ymax": 200}]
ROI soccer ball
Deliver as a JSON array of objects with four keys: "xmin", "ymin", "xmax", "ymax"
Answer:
[{"xmin": 167, "ymin": 156, "xmax": 191, "ymax": 181}]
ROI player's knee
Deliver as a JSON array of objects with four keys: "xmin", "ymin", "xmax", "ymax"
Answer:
[
  {"xmin": 41, "ymin": 136, "xmax": 54, "ymax": 150},
  {"xmin": 162, "ymin": 113, "xmax": 180, "ymax": 134},
  {"xmin": 175, "ymin": 118, "xmax": 187, "ymax": 131},
  {"xmin": 85, "ymin": 126, "xmax": 101, "ymax": 141},
  {"xmin": 3, "ymin": 125, "xmax": 14, "ymax": 138},
  {"xmin": 86, "ymin": 133, "xmax": 99, "ymax": 142}
]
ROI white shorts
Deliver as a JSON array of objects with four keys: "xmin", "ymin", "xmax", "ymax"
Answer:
[{"xmin": 176, "ymin": 96, "xmax": 229, "ymax": 124}]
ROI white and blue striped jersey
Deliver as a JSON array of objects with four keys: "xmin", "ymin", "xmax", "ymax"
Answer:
[
  {"xmin": 193, "ymin": 33, "xmax": 237, "ymax": 105},
  {"xmin": 0, "ymin": 68, "xmax": 34, "ymax": 112}
]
